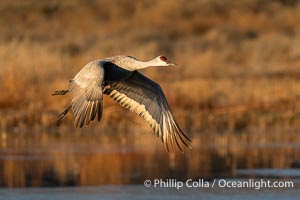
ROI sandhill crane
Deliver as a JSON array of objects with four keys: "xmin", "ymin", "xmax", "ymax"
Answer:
[{"xmin": 53, "ymin": 55, "xmax": 191, "ymax": 152}]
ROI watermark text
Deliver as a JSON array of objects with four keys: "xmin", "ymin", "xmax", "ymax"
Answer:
[{"xmin": 144, "ymin": 178, "xmax": 294, "ymax": 190}]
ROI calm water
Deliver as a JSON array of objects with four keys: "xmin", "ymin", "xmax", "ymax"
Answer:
[
  {"xmin": 1, "ymin": 181, "xmax": 300, "ymax": 200},
  {"xmin": 1, "ymin": 132, "xmax": 300, "ymax": 198}
]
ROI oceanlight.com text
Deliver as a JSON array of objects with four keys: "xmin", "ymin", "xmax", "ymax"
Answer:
[{"xmin": 144, "ymin": 179, "xmax": 294, "ymax": 190}]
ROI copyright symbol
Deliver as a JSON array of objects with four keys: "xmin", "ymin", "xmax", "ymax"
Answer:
[{"xmin": 144, "ymin": 180, "xmax": 151, "ymax": 187}]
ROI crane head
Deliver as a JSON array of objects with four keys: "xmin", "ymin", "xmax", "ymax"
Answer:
[{"xmin": 157, "ymin": 55, "xmax": 176, "ymax": 66}]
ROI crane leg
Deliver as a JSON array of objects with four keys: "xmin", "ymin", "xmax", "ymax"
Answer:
[
  {"xmin": 52, "ymin": 90, "xmax": 69, "ymax": 96},
  {"xmin": 57, "ymin": 105, "xmax": 72, "ymax": 126}
]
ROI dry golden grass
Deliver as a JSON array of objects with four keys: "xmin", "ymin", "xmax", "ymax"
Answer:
[
  {"xmin": 0, "ymin": 0, "xmax": 300, "ymax": 135},
  {"xmin": 1, "ymin": 0, "xmax": 300, "ymax": 186}
]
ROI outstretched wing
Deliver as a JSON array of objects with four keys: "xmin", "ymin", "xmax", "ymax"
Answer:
[
  {"xmin": 103, "ymin": 71, "xmax": 191, "ymax": 152},
  {"xmin": 69, "ymin": 61, "xmax": 104, "ymax": 128}
]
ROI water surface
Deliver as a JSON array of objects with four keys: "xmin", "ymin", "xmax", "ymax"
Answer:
[{"xmin": 1, "ymin": 183, "xmax": 300, "ymax": 200}]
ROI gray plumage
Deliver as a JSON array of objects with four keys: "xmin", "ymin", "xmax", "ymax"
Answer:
[{"xmin": 53, "ymin": 55, "xmax": 191, "ymax": 152}]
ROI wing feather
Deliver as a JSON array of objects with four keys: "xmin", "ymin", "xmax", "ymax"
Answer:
[
  {"xmin": 104, "ymin": 71, "xmax": 191, "ymax": 152},
  {"xmin": 69, "ymin": 61, "xmax": 104, "ymax": 128}
]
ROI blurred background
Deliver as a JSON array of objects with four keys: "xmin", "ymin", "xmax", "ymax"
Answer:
[{"xmin": 1, "ymin": 0, "xmax": 300, "ymax": 188}]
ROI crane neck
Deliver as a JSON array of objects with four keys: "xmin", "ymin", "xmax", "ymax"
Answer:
[
  {"xmin": 132, "ymin": 58, "xmax": 160, "ymax": 70},
  {"xmin": 108, "ymin": 56, "xmax": 162, "ymax": 71}
]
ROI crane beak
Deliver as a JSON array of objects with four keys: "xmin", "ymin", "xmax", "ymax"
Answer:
[{"xmin": 168, "ymin": 62, "xmax": 176, "ymax": 66}]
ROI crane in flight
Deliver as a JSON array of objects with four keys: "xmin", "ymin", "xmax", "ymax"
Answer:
[{"xmin": 53, "ymin": 55, "xmax": 191, "ymax": 153}]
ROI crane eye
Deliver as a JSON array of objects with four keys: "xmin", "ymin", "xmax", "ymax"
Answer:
[{"xmin": 160, "ymin": 56, "xmax": 167, "ymax": 62}]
